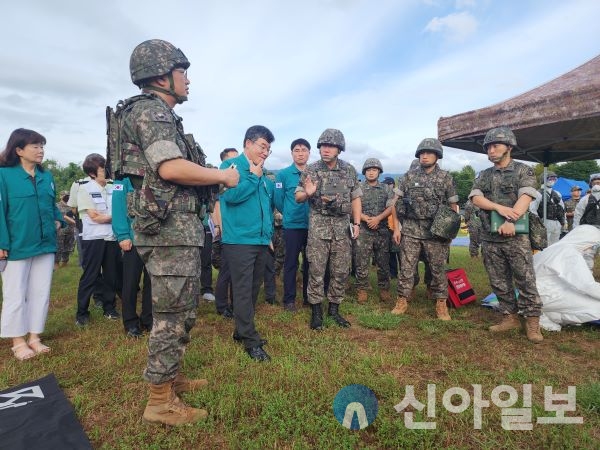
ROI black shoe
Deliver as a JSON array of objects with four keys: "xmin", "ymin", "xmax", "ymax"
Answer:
[
  {"xmin": 75, "ymin": 317, "xmax": 89, "ymax": 327},
  {"xmin": 310, "ymin": 303, "xmax": 323, "ymax": 330},
  {"xmin": 104, "ymin": 311, "xmax": 121, "ymax": 320},
  {"xmin": 246, "ymin": 346, "xmax": 271, "ymax": 362},
  {"xmin": 328, "ymin": 303, "xmax": 351, "ymax": 328},
  {"xmin": 233, "ymin": 333, "xmax": 267, "ymax": 347},
  {"xmin": 126, "ymin": 327, "xmax": 143, "ymax": 338},
  {"xmin": 283, "ymin": 303, "xmax": 297, "ymax": 312},
  {"xmin": 140, "ymin": 323, "xmax": 152, "ymax": 333},
  {"xmin": 219, "ymin": 308, "xmax": 234, "ymax": 319}
]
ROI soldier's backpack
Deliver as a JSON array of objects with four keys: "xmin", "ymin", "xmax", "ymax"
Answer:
[{"xmin": 105, "ymin": 94, "xmax": 153, "ymax": 180}]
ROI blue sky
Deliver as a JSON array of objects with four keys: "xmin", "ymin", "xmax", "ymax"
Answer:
[{"xmin": 1, "ymin": 0, "xmax": 599, "ymax": 174}]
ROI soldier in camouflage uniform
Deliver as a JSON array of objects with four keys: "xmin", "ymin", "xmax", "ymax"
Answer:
[
  {"xmin": 529, "ymin": 171, "xmax": 565, "ymax": 246},
  {"xmin": 295, "ymin": 129, "xmax": 362, "ymax": 330},
  {"xmin": 116, "ymin": 39, "xmax": 239, "ymax": 425},
  {"xmin": 469, "ymin": 127, "xmax": 543, "ymax": 343},
  {"xmin": 55, "ymin": 191, "xmax": 76, "ymax": 268},
  {"xmin": 263, "ymin": 170, "xmax": 284, "ymax": 304},
  {"xmin": 463, "ymin": 199, "xmax": 482, "ymax": 258},
  {"xmin": 391, "ymin": 139, "xmax": 458, "ymax": 320},
  {"xmin": 355, "ymin": 158, "xmax": 394, "ymax": 303},
  {"xmin": 563, "ymin": 185, "xmax": 581, "ymax": 232}
]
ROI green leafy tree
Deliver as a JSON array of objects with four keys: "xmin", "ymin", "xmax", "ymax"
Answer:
[
  {"xmin": 42, "ymin": 159, "xmax": 85, "ymax": 198},
  {"xmin": 450, "ymin": 165, "xmax": 476, "ymax": 206},
  {"xmin": 555, "ymin": 160, "xmax": 600, "ymax": 182}
]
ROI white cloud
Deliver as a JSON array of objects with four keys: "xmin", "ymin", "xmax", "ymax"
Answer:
[{"xmin": 424, "ymin": 11, "xmax": 478, "ymax": 43}]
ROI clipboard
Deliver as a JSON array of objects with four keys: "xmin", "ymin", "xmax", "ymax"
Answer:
[{"xmin": 490, "ymin": 210, "xmax": 529, "ymax": 234}]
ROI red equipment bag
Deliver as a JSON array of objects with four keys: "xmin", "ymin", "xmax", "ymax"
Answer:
[{"xmin": 446, "ymin": 268, "xmax": 476, "ymax": 308}]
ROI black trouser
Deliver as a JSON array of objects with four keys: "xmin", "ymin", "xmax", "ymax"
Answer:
[
  {"xmin": 282, "ymin": 228, "xmax": 308, "ymax": 305},
  {"xmin": 121, "ymin": 245, "xmax": 152, "ymax": 330},
  {"xmin": 76, "ymin": 239, "xmax": 121, "ymax": 320},
  {"xmin": 223, "ymin": 244, "xmax": 267, "ymax": 349},
  {"xmin": 263, "ymin": 249, "xmax": 276, "ymax": 302},
  {"xmin": 200, "ymin": 229, "xmax": 213, "ymax": 295},
  {"xmin": 215, "ymin": 249, "xmax": 233, "ymax": 314}
]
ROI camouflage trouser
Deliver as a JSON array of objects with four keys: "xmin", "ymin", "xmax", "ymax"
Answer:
[
  {"xmin": 355, "ymin": 227, "xmax": 390, "ymax": 290},
  {"xmin": 136, "ymin": 245, "xmax": 201, "ymax": 384},
  {"xmin": 397, "ymin": 235, "xmax": 449, "ymax": 299},
  {"xmin": 468, "ymin": 223, "xmax": 482, "ymax": 257},
  {"xmin": 272, "ymin": 227, "xmax": 285, "ymax": 275},
  {"xmin": 306, "ymin": 235, "xmax": 351, "ymax": 305},
  {"xmin": 56, "ymin": 228, "xmax": 75, "ymax": 263},
  {"xmin": 481, "ymin": 236, "xmax": 542, "ymax": 317}
]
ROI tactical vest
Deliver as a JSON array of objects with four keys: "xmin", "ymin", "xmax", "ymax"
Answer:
[
  {"xmin": 581, "ymin": 195, "xmax": 600, "ymax": 225},
  {"xmin": 310, "ymin": 160, "xmax": 354, "ymax": 216},
  {"xmin": 475, "ymin": 165, "xmax": 521, "ymax": 231},
  {"xmin": 108, "ymin": 95, "xmax": 217, "ymax": 234},
  {"xmin": 537, "ymin": 189, "xmax": 564, "ymax": 222},
  {"xmin": 402, "ymin": 169, "xmax": 447, "ymax": 220},
  {"xmin": 360, "ymin": 182, "xmax": 390, "ymax": 217}
]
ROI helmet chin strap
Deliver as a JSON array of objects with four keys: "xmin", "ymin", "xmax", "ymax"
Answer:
[{"xmin": 144, "ymin": 72, "xmax": 187, "ymax": 103}]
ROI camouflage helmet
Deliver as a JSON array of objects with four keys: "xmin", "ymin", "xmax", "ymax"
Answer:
[
  {"xmin": 539, "ymin": 171, "xmax": 557, "ymax": 183},
  {"xmin": 362, "ymin": 158, "xmax": 383, "ymax": 175},
  {"xmin": 415, "ymin": 138, "xmax": 443, "ymax": 159},
  {"xmin": 130, "ymin": 39, "xmax": 190, "ymax": 87},
  {"xmin": 482, "ymin": 127, "xmax": 517, "ymax": 149},
  {"xmin": 317, "ymin": 128, "xmax": 345, "ymax": 152}
]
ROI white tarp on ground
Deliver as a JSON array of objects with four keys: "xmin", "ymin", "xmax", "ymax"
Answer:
[{"xmin": 534, "ymin": 225, "xmax": 600, "ymax": 331}]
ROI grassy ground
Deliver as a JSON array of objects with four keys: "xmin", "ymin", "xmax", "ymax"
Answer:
[{"xmin": 1, "ymin": 246, "xmax": 599, "ymax": 449}]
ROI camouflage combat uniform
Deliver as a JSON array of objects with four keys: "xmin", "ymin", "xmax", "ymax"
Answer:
[
  {"xmin": 121, "ymin": 94, "xmax": 204, "ymax": 384},
  {"xmin": 272, "ymin": 210, "xmax": 285, "ymax": 274},
  {"xmin": 297, "ymin": 159, "xmax": 362, "ymax": 305},
  {"xmin": 563, "ymin": 197, "xmax": 580, "ymax": 232},
  {"xmin": 55, "ymin": 200, "xmax": 75, "ymax": 263},
  {"xmin": 355, "ymin": 180, "xmax": 394, "ymax": 290},
  {"xmin": 395, "ymin": 165, "xmax": 458, "ymax": 299},
  {"xmin": 463, "ymin": 200, "xmax": 482, "ymax": 257},
  {"xmin": 469, "ymin": 161, "xmax": 542, "ymax": 317}
]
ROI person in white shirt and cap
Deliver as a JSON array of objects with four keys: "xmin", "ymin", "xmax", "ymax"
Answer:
[{"xmin": 573, "ymin": 173, "xmax": 600, "ymax": 228}]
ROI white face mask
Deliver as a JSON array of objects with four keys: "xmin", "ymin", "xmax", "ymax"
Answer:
[
  {"xmin": 545, "ymin": 180, "xmax": 556, "ymax": 188},
  {"xmin": 592, "ymin": 185, "xmax": 600, "ymax": 193}
]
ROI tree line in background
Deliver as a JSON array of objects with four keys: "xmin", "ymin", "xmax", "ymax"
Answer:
[
  {"xmin": 449, "ymin": 159, "xmax": 600, "ymax": 205},
  {"xmin": 43, "ymin": 158, "xmax": 600, "ymax": 207}
]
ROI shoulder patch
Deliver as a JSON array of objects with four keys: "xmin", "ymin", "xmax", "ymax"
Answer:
[
  {"xmin": 150, "ymin": 111, "xmax": 170, "ymax": 122},
  {"xmin": 275, "ymin": 182, "xmax": 283, "ymax": 189}
]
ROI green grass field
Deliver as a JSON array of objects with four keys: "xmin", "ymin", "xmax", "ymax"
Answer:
[{"xmin": 1, "ymin": 246, "xmax": 599, "ymax": 449}]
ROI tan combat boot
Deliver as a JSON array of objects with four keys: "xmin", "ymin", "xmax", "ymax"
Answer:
[
  {"xmin": 379, "ymin": 290, "xmax": 391, "ymax": 303},
  {"xmin": 143, "ymin": 381, "xmax": 208, "ymax": 426},
  {"xmin": 173, "ymin": 373, "xmax": 208, "ymax": 394},
  {"xmin": 489, "ymin": 314, "xmax": 521, "ymax": 332},
  {"xmin": 357, "ymin": 289, "xmax": 368, "ymax": 304},
  {"xmin": 525, "ymin": 316, "xmax": 544, "ymax": 343},
  {"xmin": 391, "ymin": 296, "xmax": 408, "ymax": 315},
  {"xmin": 435, "ymin": 299, "xmax": 451, "ymax": 321}
]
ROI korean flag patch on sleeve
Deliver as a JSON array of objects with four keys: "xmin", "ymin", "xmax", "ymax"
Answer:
[
  {"xmin": 275, "ymin": 182, "xmax": 283, "ymax": 189},
  {"xmin": 113, "ymin": 184, "xmax": 124, "ymax": 191}
]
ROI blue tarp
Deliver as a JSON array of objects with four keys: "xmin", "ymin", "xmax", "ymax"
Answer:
[{"xmin": 552, "ymin": 177, "xmax": 588, "ymax": 201}]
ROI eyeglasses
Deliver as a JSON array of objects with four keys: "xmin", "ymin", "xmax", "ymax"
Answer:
[
  {"xmin": 173, "ymin": 68, "xmax": 188, "ymax": 78},
  {"xmin": 254, "ymin": 140, "xmax": 272, "ymax": 156}
]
